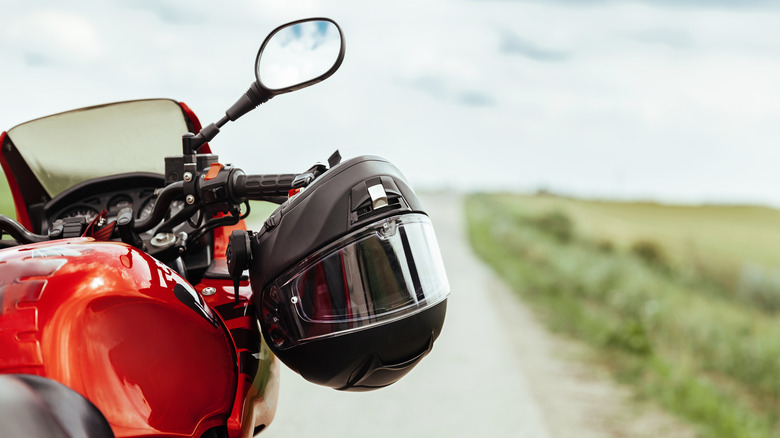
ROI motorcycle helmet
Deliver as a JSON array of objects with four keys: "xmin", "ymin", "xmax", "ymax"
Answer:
[{"xmin": 250, "ymin": 155, "xmax": 449, "ymax": 391}]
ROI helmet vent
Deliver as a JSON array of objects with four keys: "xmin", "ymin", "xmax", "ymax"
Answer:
[
  {"xmin": 350, "ymin": 177, "xmax": 407, "ymax": 224},
  {"xmin": 367, "ymin": 183, "xmax": 389, "ymax": 209}
]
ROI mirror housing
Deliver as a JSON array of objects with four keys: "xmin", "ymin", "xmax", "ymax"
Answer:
[
  {"xmin": 184, "ymin": 18, "xmax": 345, "ymax": 154},
  {"xmin": 256, "ymin": 18, "xmax": 345, "ymax": 92},
  {"xmin": 225, "ymin": 17, "xmax": 345, "ymax": 123}
]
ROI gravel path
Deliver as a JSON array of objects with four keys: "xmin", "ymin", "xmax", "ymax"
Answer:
[{"xmin": 261, "ymin": 194, "xmax": 694, "ymax": 438}]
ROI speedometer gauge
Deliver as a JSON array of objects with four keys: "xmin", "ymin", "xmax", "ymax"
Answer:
[
  {"xmin": 108, "ymin": 195, "xmax": 133, "ymax": 214},
  {"xmin": 57, "ymin": 206, "xmax": 99, "ymax": 223},
  {"xmin": 138, "ymin": 197, "xmax": 185, "ymax": 220},
  {"xmin": 138, "ymin": 197, "xmax": 156, "ymax": 220}
]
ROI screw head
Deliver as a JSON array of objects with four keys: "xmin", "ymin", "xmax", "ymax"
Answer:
[
  {"xmin": 186, "ymin": 194, "xmax": 195, "ymax": 205},
  {"xmin": 150, "ymin": 232, "xmax": 176, "ymax": 248},
  {"xmin": 202, "ymin": 287, "xmax": 217, "ymax": 296},
  {"xmin": 183, "ymin": 172, "xmax": 193, "ymax": 182}
]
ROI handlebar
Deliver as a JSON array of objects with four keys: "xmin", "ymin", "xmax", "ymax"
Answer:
[
  {"xmin": 0, "ymin": 165, "xmax": 314, "ymax": 247},
  {"xmin": 134, "ymin": 181, "xmax": 185, "ymax": 233},
  {"xmin": 0, "ymin": 215, "xmax": 48, "ymax": 244},
  {"xmin": 233, "ymin": 173, "xmax": 297, "ymax": 200},
  {"xmin": 135, "ymin": 168, "xmax": 301, "ymax": 234}
]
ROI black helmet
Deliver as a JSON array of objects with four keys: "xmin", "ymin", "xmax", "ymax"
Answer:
[{"xmin": 250, "ymin": 155, "xmax": 449, "ymax": 391}]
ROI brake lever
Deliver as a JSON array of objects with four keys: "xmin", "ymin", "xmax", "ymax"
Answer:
[
  {"xmin": 290, "ymin": 164, "xmax": 327, "ymax": 190},
  {"xmin": 291, "ymin": 172, "xmax": 314, "ymax": 189}
]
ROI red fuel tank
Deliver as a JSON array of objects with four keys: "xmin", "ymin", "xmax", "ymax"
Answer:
[{"xmin": 0, "ymin": 238, "xmax": 237, "ymax": 437}]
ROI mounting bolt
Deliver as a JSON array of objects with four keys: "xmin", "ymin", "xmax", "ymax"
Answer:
[
  {"xmin": 202, "ymin": 287, "xmax": 217, "ymax": 296},
  {"xmin": 186, "ymin": 194, "xmax": 195, "ymax": 205},
  {"xmin": 183, "ymin": 172, "xmax": 193, "ymax": 182}
]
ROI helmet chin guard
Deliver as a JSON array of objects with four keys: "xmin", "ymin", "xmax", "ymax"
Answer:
[{"xmin": 250, "ymin": 156, "xmax": 449, "ymax": 391}]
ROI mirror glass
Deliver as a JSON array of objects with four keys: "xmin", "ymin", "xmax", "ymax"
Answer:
[{"xmin": 256, "ymin": 20, "xmax": 342, "ymax": 90}]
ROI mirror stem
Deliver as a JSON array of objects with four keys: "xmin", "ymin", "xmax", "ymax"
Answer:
[
  {"xmin": 225, "ymin": 82, "xmax": 273, "ymax": 122},
  {"xmin": 182, "ymin": 82, "xmax": 271, "ymax": 155},
  {"xmin": 182, "ymin": 122, "xmax": 220, "ymax": 154}
]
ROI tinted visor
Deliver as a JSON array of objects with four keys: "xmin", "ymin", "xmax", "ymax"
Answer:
[{"xmin": 262, "ymin": 213, "xmax": 449, "ymax": 349}]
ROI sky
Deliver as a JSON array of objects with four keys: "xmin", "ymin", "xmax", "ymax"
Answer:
[{"xmin": 1, "ymin": 0, "xmax": 780, "ymax": 206}]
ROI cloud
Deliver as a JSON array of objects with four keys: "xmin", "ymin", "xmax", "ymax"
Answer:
[
  {"xmin": 3, "ymin": 10, "xmax": 103, "ymax": 62},
  {"xmin": 639, "ymin": 0, "xmax": 779, "ymax": 8},
  {"xmin": 121, "ymin": 0, "xmax": 207, "ymax": 24},
  {"xmin": 410, "ymin": 76, "xmax": 496, "ymax": 107},
  {"xmin": 483, "ymin": 0, "xmax": 780, "ymax": 9},
  {"xmin": 3, "ymin": 0, "xmax": 780, "ymax": 206},
  {"xmin": 633, "ymin": 27, "xmax": 694, "ymax": 49},
  {"xmin": 23, "ymin": 52, "xmax": 50, "ymax": 67},
  {"xmin": 458, "ymin": 91, "xmax": 496, "ymax": 107},
  {"xmin": 500, "ymin": 31, "xmax": 570, "ymax": 62}
]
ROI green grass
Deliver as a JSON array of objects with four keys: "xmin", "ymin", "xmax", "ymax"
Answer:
[
  {"xmin": 0, "ymin": 170, "xmax": 14, "ymax": 219},
  {"xmin": 466, "ymin": 193, "xmax": 780, "ymax": 438},
  {"xmin": 488, "ymin": 194, "xmax": 780, "ymax": 314},
  {"xmin": 490, "ymin": 194, "xmax": 780, "ymax": 270}
]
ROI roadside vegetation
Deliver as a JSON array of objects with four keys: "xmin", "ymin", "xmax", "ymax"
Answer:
[
  {"xmin": 466, "ymin": 193, "xmax": 780, "ymax": 438},
  {"xmin": 0, "ymin": 172, "xmax": 13, "ymax": 218},
  {"xmin": 0, "ymin": 172, "xmax": 15, "ymax": 243}
]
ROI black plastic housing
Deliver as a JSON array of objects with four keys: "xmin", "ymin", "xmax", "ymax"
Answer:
[
  {"xmin": 282, "ymin": 301, "xmax": 446, "ymax": 391},
  {"xmin": 0, "ymin": 374, "xmax": 115, "ymax": 438},
  {"xmin": 250, "ymin": 155, "xmax": 446, "ymax": 391},
  {"xmin": 250, "ymin": 156, "xmax": 426, "ymax": 292}
]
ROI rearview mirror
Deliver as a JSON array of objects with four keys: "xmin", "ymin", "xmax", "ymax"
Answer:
[
  {"xmin": 185, "ymin": 18, "xmax": 346, "ymax": 154},
  {"xmin": 255, "ymin": 18, "xmax": 345, "ymax": 92}
]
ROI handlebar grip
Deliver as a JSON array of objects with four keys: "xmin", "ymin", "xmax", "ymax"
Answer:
[{"xmin": 235, "ymin": 173, "xmax": 297, "ymax": 200}]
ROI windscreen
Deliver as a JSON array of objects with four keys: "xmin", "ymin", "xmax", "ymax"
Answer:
[{"xmin": 6, "ymin": 99, "xmax": 189, "ymax": 197}]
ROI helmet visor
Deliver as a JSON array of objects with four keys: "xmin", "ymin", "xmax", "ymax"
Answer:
[{"xmin": 262, "ymin": 213, "xmax": 449, "ymax": 349}]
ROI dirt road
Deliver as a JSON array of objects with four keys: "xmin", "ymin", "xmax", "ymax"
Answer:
[{"xmin": 262, "ymin": 194, "xmax": 693, "ymax": 438}]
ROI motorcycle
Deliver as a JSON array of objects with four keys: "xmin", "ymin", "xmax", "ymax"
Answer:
[{"xmin": 0, "ymin": 18, "xmax": 449, "ymax": 438}]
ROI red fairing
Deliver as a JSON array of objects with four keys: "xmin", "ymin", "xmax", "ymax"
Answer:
[
  {"xmin": 0, "ymin": 238, "xmax": 237, "ymax": 437},
  {"xmin": 178, "ymin": 101, "xmax": 212, "ymax": 154},
  {"xmin": 206, "ymin": 220, "xmax": 280, "ymax": 438}
]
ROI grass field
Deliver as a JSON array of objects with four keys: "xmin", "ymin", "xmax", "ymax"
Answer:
[
  {"xmin": 0, "ymin": 171, "xmax": 14, "ymax": 219},
  {"xmin": 467, "ymin": 193, "xmax": 780, "ymax": 438},
  {"xmin": 489, "ymin": 194, "xmax": 780, "ymax": 270}
]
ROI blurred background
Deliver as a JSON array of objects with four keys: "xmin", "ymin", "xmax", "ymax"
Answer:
[
  {"xmin": 2, "ymin": 1, "xmax": 780, "ymax": 437},
  {"xmin": 1, "ymin": 0, "xmax": 779, "ymax": 203}
]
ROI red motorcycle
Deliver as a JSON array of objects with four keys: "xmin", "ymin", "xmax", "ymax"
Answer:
[{"xmin": 0, "ymin": 18, "xmax": 449, "ymax": 438}]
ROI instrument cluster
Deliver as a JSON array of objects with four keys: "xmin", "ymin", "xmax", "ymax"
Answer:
[
  {"xmin": 40, "ymin": 173, "xmax": 173, "ymax": 234},
  {"xmin": 51, "ymin": 189, "xmax": 160, "ymax": 224}
]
